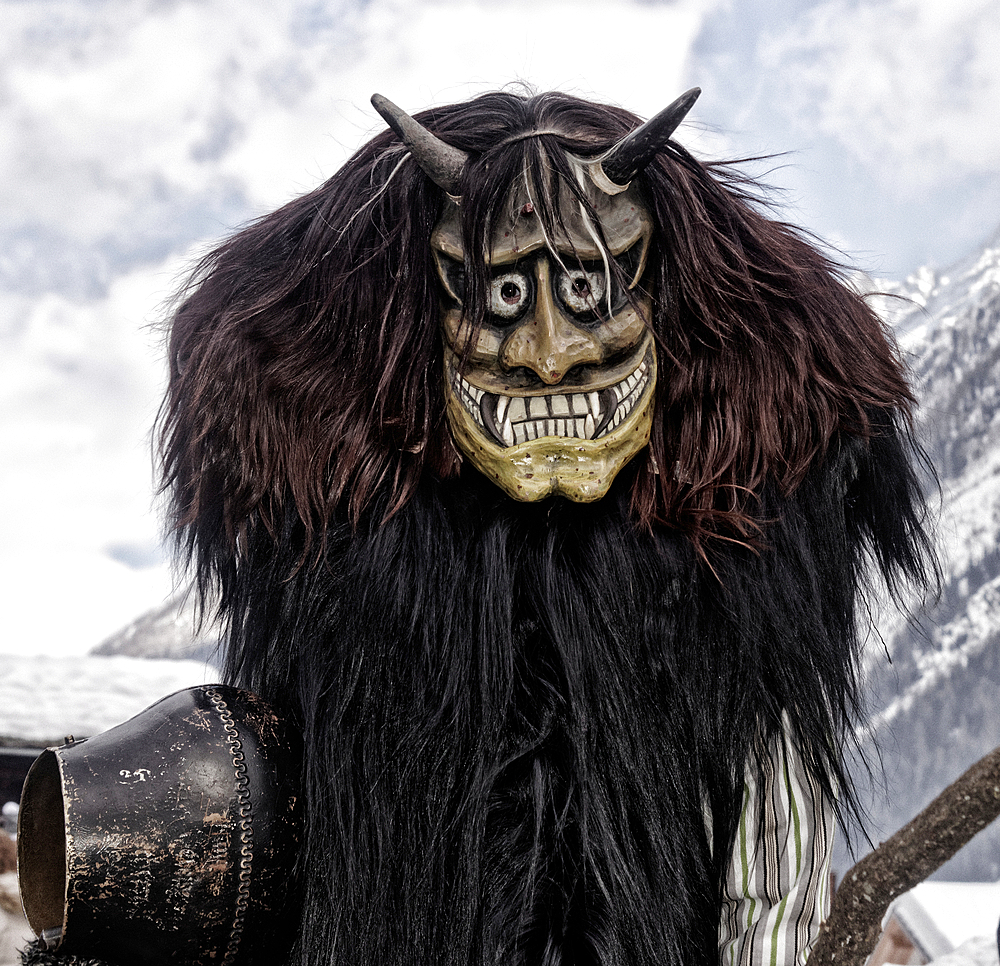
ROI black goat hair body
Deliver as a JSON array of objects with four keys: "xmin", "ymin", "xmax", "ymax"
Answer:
[{"xmin": 217, "ymin": 429, "xmax": 924, "ymax": 966}]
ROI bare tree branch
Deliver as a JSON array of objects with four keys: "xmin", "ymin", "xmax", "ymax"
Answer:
[{"xmin": 808, "ymin": 744, "xmax": 1000, "ymax": 966}]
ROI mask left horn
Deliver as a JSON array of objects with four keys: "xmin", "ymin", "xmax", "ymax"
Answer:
[{"xmin": 371, "ymin": 93, "xmax": 468, "ymax": 197}]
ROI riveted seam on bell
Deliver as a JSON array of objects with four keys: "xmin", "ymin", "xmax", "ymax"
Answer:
[{"xmin": 206, "ymin": 688, "xmax": 255, "ymax": 966}]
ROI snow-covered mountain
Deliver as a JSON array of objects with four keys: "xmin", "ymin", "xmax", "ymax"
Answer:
[
  {"xmin": 849, "ymin": 231, "xmax": 1000, "ymax": 880},
  {"xmin": 92, "ymin": 590, "xmax": 220, "ymax": 663}
]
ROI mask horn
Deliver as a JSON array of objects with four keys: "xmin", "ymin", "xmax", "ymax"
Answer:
[
  {"xmin": 593, "ymin": 87, "xmax": 701, "ymax": 192},
  {"xmin": 371, "ymin": 93, "xmax": 468, "ymax": 197}
]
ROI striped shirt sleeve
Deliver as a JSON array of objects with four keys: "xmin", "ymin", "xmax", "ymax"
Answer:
[{"xmin": 717, "ymin": 727, "xmax": 835, "ymax": 966}]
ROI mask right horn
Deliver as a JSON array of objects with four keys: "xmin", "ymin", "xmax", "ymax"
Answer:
[{"xmin": 588, "ymin": 87, "xmax": 701, "ymax": 194}]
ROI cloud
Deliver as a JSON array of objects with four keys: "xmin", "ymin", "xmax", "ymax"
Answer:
[
  {"xmin": 0, "ymin": 0, "xmax": 720, "ymax": 287},
  {"xmin": 759, "ymin": 0, "xmax": 1000, "ymax": 192}
]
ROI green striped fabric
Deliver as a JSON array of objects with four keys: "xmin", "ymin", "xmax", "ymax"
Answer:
[{"xmin": 718, "ymin": 727, "xmax": 834, "ymax": 966}]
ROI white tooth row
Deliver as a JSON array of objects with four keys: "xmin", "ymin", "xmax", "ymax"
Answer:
[
  {"xmin": 506, "ymin": 416, "xmax": 598, "ymax": 446},
  {"xmin": 612, "ymin": 367, "xmax": 646, "ymax": 403},
  {"xmin": 455, "ymin": 358, "xmax": 649, "ymax": 447},
  {"xmin": 604, "ymin": 368, "xmax": 649, "ymax": 435},
  {"xmin": 499, "ymin": 390, "xmax": 604, "ymax": 423}
]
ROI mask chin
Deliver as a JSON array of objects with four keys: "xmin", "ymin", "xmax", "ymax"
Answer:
[{"xmin": 444, "ymin": 346, "xmax": 656, "ymax": 502}]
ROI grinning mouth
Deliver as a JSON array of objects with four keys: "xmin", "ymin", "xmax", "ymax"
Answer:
[{"xmin": 450, "ymin": 351, "xmax": 653, "ymax": 449}]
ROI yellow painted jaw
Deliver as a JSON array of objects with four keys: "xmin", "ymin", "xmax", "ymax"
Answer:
[{"xmin": 444, "ymin": 347, "xmax": 656, "ymax": 502}]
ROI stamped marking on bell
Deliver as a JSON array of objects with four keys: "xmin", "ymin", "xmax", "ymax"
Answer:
[{"xmin": 17, "ymin": 685, "xmax": 301, "ymax": 966}]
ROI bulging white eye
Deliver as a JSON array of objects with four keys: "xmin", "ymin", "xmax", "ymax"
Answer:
[
  {"xmin": 489, "ymin": 271, "xmax": 531, "ymax": 320},
  {"xmin": 557, "ymin": 268, "xmax": 607, "ymax": 315}
]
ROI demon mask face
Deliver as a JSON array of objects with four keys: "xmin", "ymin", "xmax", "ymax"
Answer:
[
  {"xmin": 432, "ymin": 182, "xmax": 655, "ymax": 502},
  {"xmin": 372, "ymin": 90, "xmax": 700, "ymax": 502}
]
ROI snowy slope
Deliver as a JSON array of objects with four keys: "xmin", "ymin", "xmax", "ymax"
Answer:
[
  {"xmin": 0, "ymin": 653, "xmax": 216, "ymax": 745},
  {"xmin": 848, "ymin": 233, "xmax": 1000, "ymax": 880}
]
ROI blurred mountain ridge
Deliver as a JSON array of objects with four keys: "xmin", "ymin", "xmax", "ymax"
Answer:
[{"xmin": 92, "ymin": 590, "xmax": 220, "ymax": 664}]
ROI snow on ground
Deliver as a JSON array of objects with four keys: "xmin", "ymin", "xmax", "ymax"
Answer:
[
  {"xmin": 890, "ymin": 881, "xmax": 1000, "ymax": 966},
  {"xmin": 928, "ymin": 937, "xmax": 1000, "ymax": 966},
  {"xmin": 911, "ymin": 880, "xmax": 1000, "ymax": 951},
  {"xmin": 0, "ymin": 653, "xmax": 218, "ymax": 744}
]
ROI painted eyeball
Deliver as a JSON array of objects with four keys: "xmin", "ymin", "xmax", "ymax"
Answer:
[
  {"xmin": 489, "ymin": 271, "xmax": 532, "ymax": 320},
  {"xmin": 557, "ymin": 268, "xmax": 607, "ymax": 315}
]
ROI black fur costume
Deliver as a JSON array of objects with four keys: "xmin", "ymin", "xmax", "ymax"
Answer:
[
  {"xmin": 217, "ymin": 440, "xmax": 925, "ymax": 966},
  {"xmin": 28, "ymin": 90, "xmax": 934, "ymax": 966}
]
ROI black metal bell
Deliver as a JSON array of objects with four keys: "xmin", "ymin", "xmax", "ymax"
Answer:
[{"xmin": 17, "ymin": 685, "xmax": 301, "ymax": 966}]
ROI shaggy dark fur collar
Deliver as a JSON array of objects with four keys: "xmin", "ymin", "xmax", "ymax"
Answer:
[{"xmin": 217, "ymin": 424, "xmax": 927, "ymax": 966}]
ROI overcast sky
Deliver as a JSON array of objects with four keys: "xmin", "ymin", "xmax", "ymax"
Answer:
[{"xmin": 2, "ymin": 0, "xmax": 998, "ymax": 657}]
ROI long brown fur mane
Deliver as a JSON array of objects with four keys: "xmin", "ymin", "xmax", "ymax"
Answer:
[
  {"xmin": 640, "ymin": 147, "xmax": 915, "ymax": 539},
  {"xmin": 159, "ymin": 90, "xmax": 915, "ymax": 570}
]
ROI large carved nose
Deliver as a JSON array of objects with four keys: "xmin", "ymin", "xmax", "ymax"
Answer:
[{"xmin": 499, "ymin": 260, "xmax": 603, "ymax": 385}]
